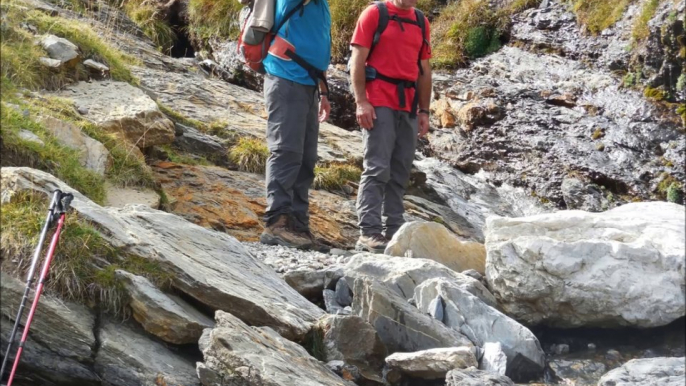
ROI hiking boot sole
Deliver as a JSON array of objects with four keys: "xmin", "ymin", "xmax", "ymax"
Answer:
[
  {"xmin": 260, "ymin": 232, "xmax": 312, "ymax": 250},
  {"xmin": 355, "ymin": 241, "xmax": 386, "ymax": 254}
]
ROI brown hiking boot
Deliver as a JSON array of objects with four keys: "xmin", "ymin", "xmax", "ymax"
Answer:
[
  {"xmin": 355, "ymin": 233, "xmax": 388, "ymax": 253},
  {"xmin": 260, "ymin": 215, "xmax": 313, "ymax": 249}
]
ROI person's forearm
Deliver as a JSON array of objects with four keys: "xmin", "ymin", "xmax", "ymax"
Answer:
[
  {"xmin": 417, "ymin": 61, "xmax": 432, "ymax": 110},
  {"xmin": 350, "ymin": 49, "xmax": 368, "ymax": 104}
]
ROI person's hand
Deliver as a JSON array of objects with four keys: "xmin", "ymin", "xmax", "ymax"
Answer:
[
  {"xmin": 418, "ymin": 112, "xmax": 430, "ymax": 137},
  {"xmin": 356, "ymin": 100, "xmax": 376, "ymax": 130},
  {"xmin": 319, "ymin": 96, "xmax": 330, "ymax": 122}
]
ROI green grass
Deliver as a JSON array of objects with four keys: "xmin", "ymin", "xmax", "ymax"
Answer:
[
  {"xmin": 229, "ymin": 137, "xmax": 269, "ymax": 174},
  {"xmin": 27, "ymin": 95, "xmax": 156, "ymax": 188},
  {"xmin": 124, "ymin": 1, "xmax": 177, "ymax": 53},
  {"xmin": 187, "ymin": 0, "xmax": 243, "ymax": 45},
  {"xmin": 431, "ymin": 0, "xmax": 509, "ymax": 68},
  {"xmin": 508, "ymin": 0, "xmax": 543, "ymax": 13},
  {"xmin": 632, "ymin": 0, "xmax": 661, "ymax": 43},
  {"xmin": 1, "ymin": 192, "xmax": 174, "ymax": 315},
  {"xmin": 313, "ymin": 163, "xmax": 361, "ymax": 191},
  {"xmin": 161, "ymin": 145, "xmax": 212, "ymax": 166},
  {"xmin": 644, "ymin": 86, "xmax": 667, "ymax": 101},
  {"xmin": 1, "ymin": 105, "xmax": 107, "ymax": 204},
  {"xmin": 666, "ymin": 182, "xmax": 684, "ymax": 203},
  {"xmin": 0, "ymin": 1, "xmax": 138, "ymax": 92},
  {"xmin": 570, "ymin": 0, "xmax": 631, "ymax": 35}
]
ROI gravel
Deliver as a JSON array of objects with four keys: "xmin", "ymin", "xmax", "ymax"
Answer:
[{"xmin": 243, "ymin": 242, "xmax": 353, "ymax": 273}]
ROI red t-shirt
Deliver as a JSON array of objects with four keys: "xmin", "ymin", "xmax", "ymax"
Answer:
[{"xmin": 351, "ymin": 2, "xmax": 431, "ymax": 112}]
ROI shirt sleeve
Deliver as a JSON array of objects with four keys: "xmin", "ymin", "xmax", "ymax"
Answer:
[
  {"xmin": 420, "ymin": 16, "xmax": 432, "ymax": 60},
  {"xmin": 351, "ymin": 5, "xmax": 380, "ymax": 49}
]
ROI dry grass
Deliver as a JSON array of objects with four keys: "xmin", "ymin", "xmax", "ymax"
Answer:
[
  {"xmin": 313, "ymin": 163, "xmax": 361, "ymax": 191},
  {"xmin": 632, "ymin": 0, "xmax": 661, "ymax": 42},
  {"xmin": 229, "ymin": 137, "xmax": 269, "ymax": 174},
  {"xmin": 570, "ymin": 0, "xmax": 632, "ymax": 34}
]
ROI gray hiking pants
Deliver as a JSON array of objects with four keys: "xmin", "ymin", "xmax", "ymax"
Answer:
[
  {"xmin": 356, "ymin": 107, "xmax": 418, "ymax": 238},
  {"xmin": 264, "ymin": 74, "xmax": 319, "ymax": 230}
]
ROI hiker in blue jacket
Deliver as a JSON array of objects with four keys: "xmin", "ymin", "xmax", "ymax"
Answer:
[{"xmin": 259, "ymin": 0, "xmax": 332, "ymax": 250}]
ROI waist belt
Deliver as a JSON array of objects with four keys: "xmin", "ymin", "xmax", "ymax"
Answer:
[
  {"xmin": 371, "ymin": 69, "xmax": 420, "ymax": 118},
  {"xmin": 285, "ymin": 49, "xmax": 329, "ymax": 99}
]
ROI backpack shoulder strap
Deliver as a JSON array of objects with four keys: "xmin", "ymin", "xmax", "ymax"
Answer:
[
  {"xmin": 414, "ymin": 8, "xmax": 427, "ymax": 75},
  {"xmin": 372, "ymin": 1, "xmax": 389, "ymax": 47},
  {"xmin": 273, "ymin": 0, "xmax": 308, "ymax": 34}
]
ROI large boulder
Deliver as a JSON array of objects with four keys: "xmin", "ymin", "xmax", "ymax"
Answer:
[
  {"xmin": 384, "ymin": 221, "xmax": 486, "ymax": 274},
  {"xmin": 344, "ymin": 253, "xmax": 497, "ymax": 308},
  {"xmin": 95, "ymin": 318, "xmax": 200, "ymax": 386},
  {"xmin": 115, "ymin": 270, "xmax": 214, "ymax": 345},
  {"xmin": 54, "ymin": 81, "xmax": 175, "ymax": 149},
  {"xmin": 197, "ymin": 311, "xmax": 357, "ymax": 386},
  {"xmin": 1, "ymin": 167, "xmax": 324, "ymax": 340},
  {"xmin": 486, "ymin": 202, "xmax": 685, "ymax": 328},
  {"xmin": 597, "ymin": 357, "xmax": 685, "ymax": 386},
  {"xmin": 385, "ymin": 347, "xmax": 478, "ymax": 380},
  {"xmin": 40, "ymin": 34, "xmax": 80, "ymax": 66},
  {"xmin": 350, "ymin": 277, "xmax": 473, "ymax": 354},
  {"xmin": 414, "ymin": 278, "xmax": 545, "ymax": 380}
]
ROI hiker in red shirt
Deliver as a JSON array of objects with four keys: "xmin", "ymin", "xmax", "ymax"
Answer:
[{"xmin": 350, "ymin": 0, "xmax": 432, "ymax": 252}]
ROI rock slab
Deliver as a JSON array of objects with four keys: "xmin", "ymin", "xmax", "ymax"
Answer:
[
  {"xmin": 597, "ymin": 357, "xmax": 685, "ymax": 386},
  {"xmin": 386, "ymin": 347, "xmax": 478, "ymax": 379}
]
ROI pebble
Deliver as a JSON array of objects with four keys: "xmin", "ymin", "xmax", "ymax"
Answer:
[
  {"xmin": 606, "ymin": 349, "xmax": 622, "ymax": 361},
  {"xmin": 588, "ymin": 343, "xmax": 597, "ymax": 351},
  {"xmin": 244, "ymin": 242, "xmax": 345, "ymax": 273},
  {"xmin": 554, "ymin": 344, "xmax": 570, "ymax": 355}
]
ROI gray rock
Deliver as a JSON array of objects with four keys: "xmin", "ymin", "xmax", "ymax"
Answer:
[
  {"xmin": 1, "ymin": 167, "xmax": 325, "ymax": 341},
  {"xmin": 446, "ymin": 367, "xmax": 515, "ymax": 386},
  {"xmin": 386, "ymin": 347, "xmax": 478, "ymax": 380},
  {"xmin": 40, "ymin": 34, "xmax": 80, "ymax": 65},
  {"xmin": 344, "ymin": 253, "xmax": 497, "ymax": 308},
  {"xmin": 486, "ymin": 202, "xmax": 685, "ymax": 328},
  {"xmin": 351, "ymin": 277, "xmax": 473, "ymax": 354},
  {"xmin": 18, "ymin": 129, "xmax": 44, "ymax": 145},
  {"xmin": 198, "ymin": 311, "xmax": 356, "ymax": 386},
  {"xmin": 480, "ymin": 342, "xmax": 507, "ymax": 376},
  {"xmin": 115, "ymin": 270, "xmax": 214, "ymax": 345},
  {"xmin": 39, "ymin": 57, "xmax": 62, "ymax": 68},
  {"xmin": 1, "ymin": 316, "xmax": 100, "ymax": 386},
  {"xmin": 54, "ymin": 81, "xmax": 175, "ymax": 149},
  {"xmin": 414, "ymin": 278, "xmax": 545, "ymax": 379},
  {"xmin": 561, "ymin": 177, "xmax": 604, "ymax": 212},
  {"xmin": 335, "ymin": 277, "xmax": 353, "ymax": 307},
  {"xmin": 548, "ymin": 359, "xmax": 606, "ymax": 385},
  {"xmin": 324, "ymin": 289, "xmax": 344, "ymax": 314},
  {"xmin": 173, "ymin": 125, "xmax": 227, "ymax": 163},
  {"xmin": 83, "ymin": 59, "xmax": 109, "ymax": 78},
  {"xmin": 36, "ymin": 115, "xmax": 110, "ymax": 175},
  {"xmin": 606, "ymin": 349, "xmax": 622, "ymax": 361},
  {"xmin": 317, "ymin": 315, "xmax": 386, "ymax": 383},
  {"xmin": 461, "ymin": 269, "xmax": 483, "ymax": 281},
  {"xmin": 95, "ymin": 317, "xmax": 199, "ymax": 386},
  {"xmin": 554, "ymin": 343, "xmax": 570, "ymax": 355},
  {"xmin": 597, "ymin": 357, "xmax": 685, "ymax": 386},
  {"xmin": 428, "ymin": 295, "xmax": 444, "ymax": 322},
  {"xmin": 0, "ymin": 272, "xmax": 95, "ymax": 362},
  {"xmin": 283, "ymin": 269, "xmax": 326, "ymax": 299}
]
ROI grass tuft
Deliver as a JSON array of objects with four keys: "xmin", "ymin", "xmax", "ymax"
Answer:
[
  {"xmin": 313, "ymin": 163, "xmax": 361, "ymax": 191},
  {"xmin": 644, "ymin": 86, "xmax": 667, "ymax": 100},
  {"xmin": 124, "ymin": 1, "xmax": 177, "ymax": 53},
  {"xmin": 570, "ymin": 0, "xmax": 631, "ymax": 35},
  {"xmin": 187, "ymin": 0, "xmax": 243, "ymax": 45},
  {"xmin": 229, "ymin": 137, "xmax": 269, "ymax": 174},
  {"xmin": 0, "ymin": 192, "xmax": 174, "ymax": 315},
  {"xmin": 632, "ymin": 0, "xmax": 661, "ymax": 43}
]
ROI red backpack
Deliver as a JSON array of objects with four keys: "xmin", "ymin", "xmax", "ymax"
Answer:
[{"xmin": 237, "ymin": 0, "xmax": 308, "ymax": 74}]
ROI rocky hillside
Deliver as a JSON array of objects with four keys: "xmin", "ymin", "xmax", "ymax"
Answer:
[{"xmin": 1, "ymin": 0, "xmax": 685, "ymax": 385}]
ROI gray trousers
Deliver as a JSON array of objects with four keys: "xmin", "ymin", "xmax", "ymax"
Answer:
[
  {"xmin": 264, "ymin": 74, "xmax": 319, "ymax": 230},
  {"xmin": 356, "ymin": 107, "xmax": 418, "ymax": 238}
]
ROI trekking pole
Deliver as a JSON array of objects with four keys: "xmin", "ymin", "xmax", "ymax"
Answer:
[
  {"xmin": 4, "ymin": 191, "xmax": 73, "ymax": 386},
  {"xmin": 0, "ymin": 190, "xmax": 63, "ymax": 381}
]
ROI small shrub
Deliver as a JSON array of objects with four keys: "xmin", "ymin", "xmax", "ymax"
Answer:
[
  {"xmin": 677, "ymin": 74, "xmax": 686, "ymax": 92},
  {"xmin": 229, "ymin": 137, "xmax": 269, "ymax": 174},
  {"xmin": 623, "ymin": 72, "xmax": 636, "ymax": 87},
  {"xmin": 571, "ymin": 0, "xmax": 631, "ymax": 35},
  {"xmin": 313, "ymin": 163, "xmax": 361, "ymax": 191},
  {"xmin": 431, "ymin": 0, "xmax": 509, "ymax": 68},
  {"xmin": 666, "ymin": 182, "xmax": 684, "ymax": 203},
  {"xmin": 632, "ymin": 0, "xmax": 661, "ymax": 43}
]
